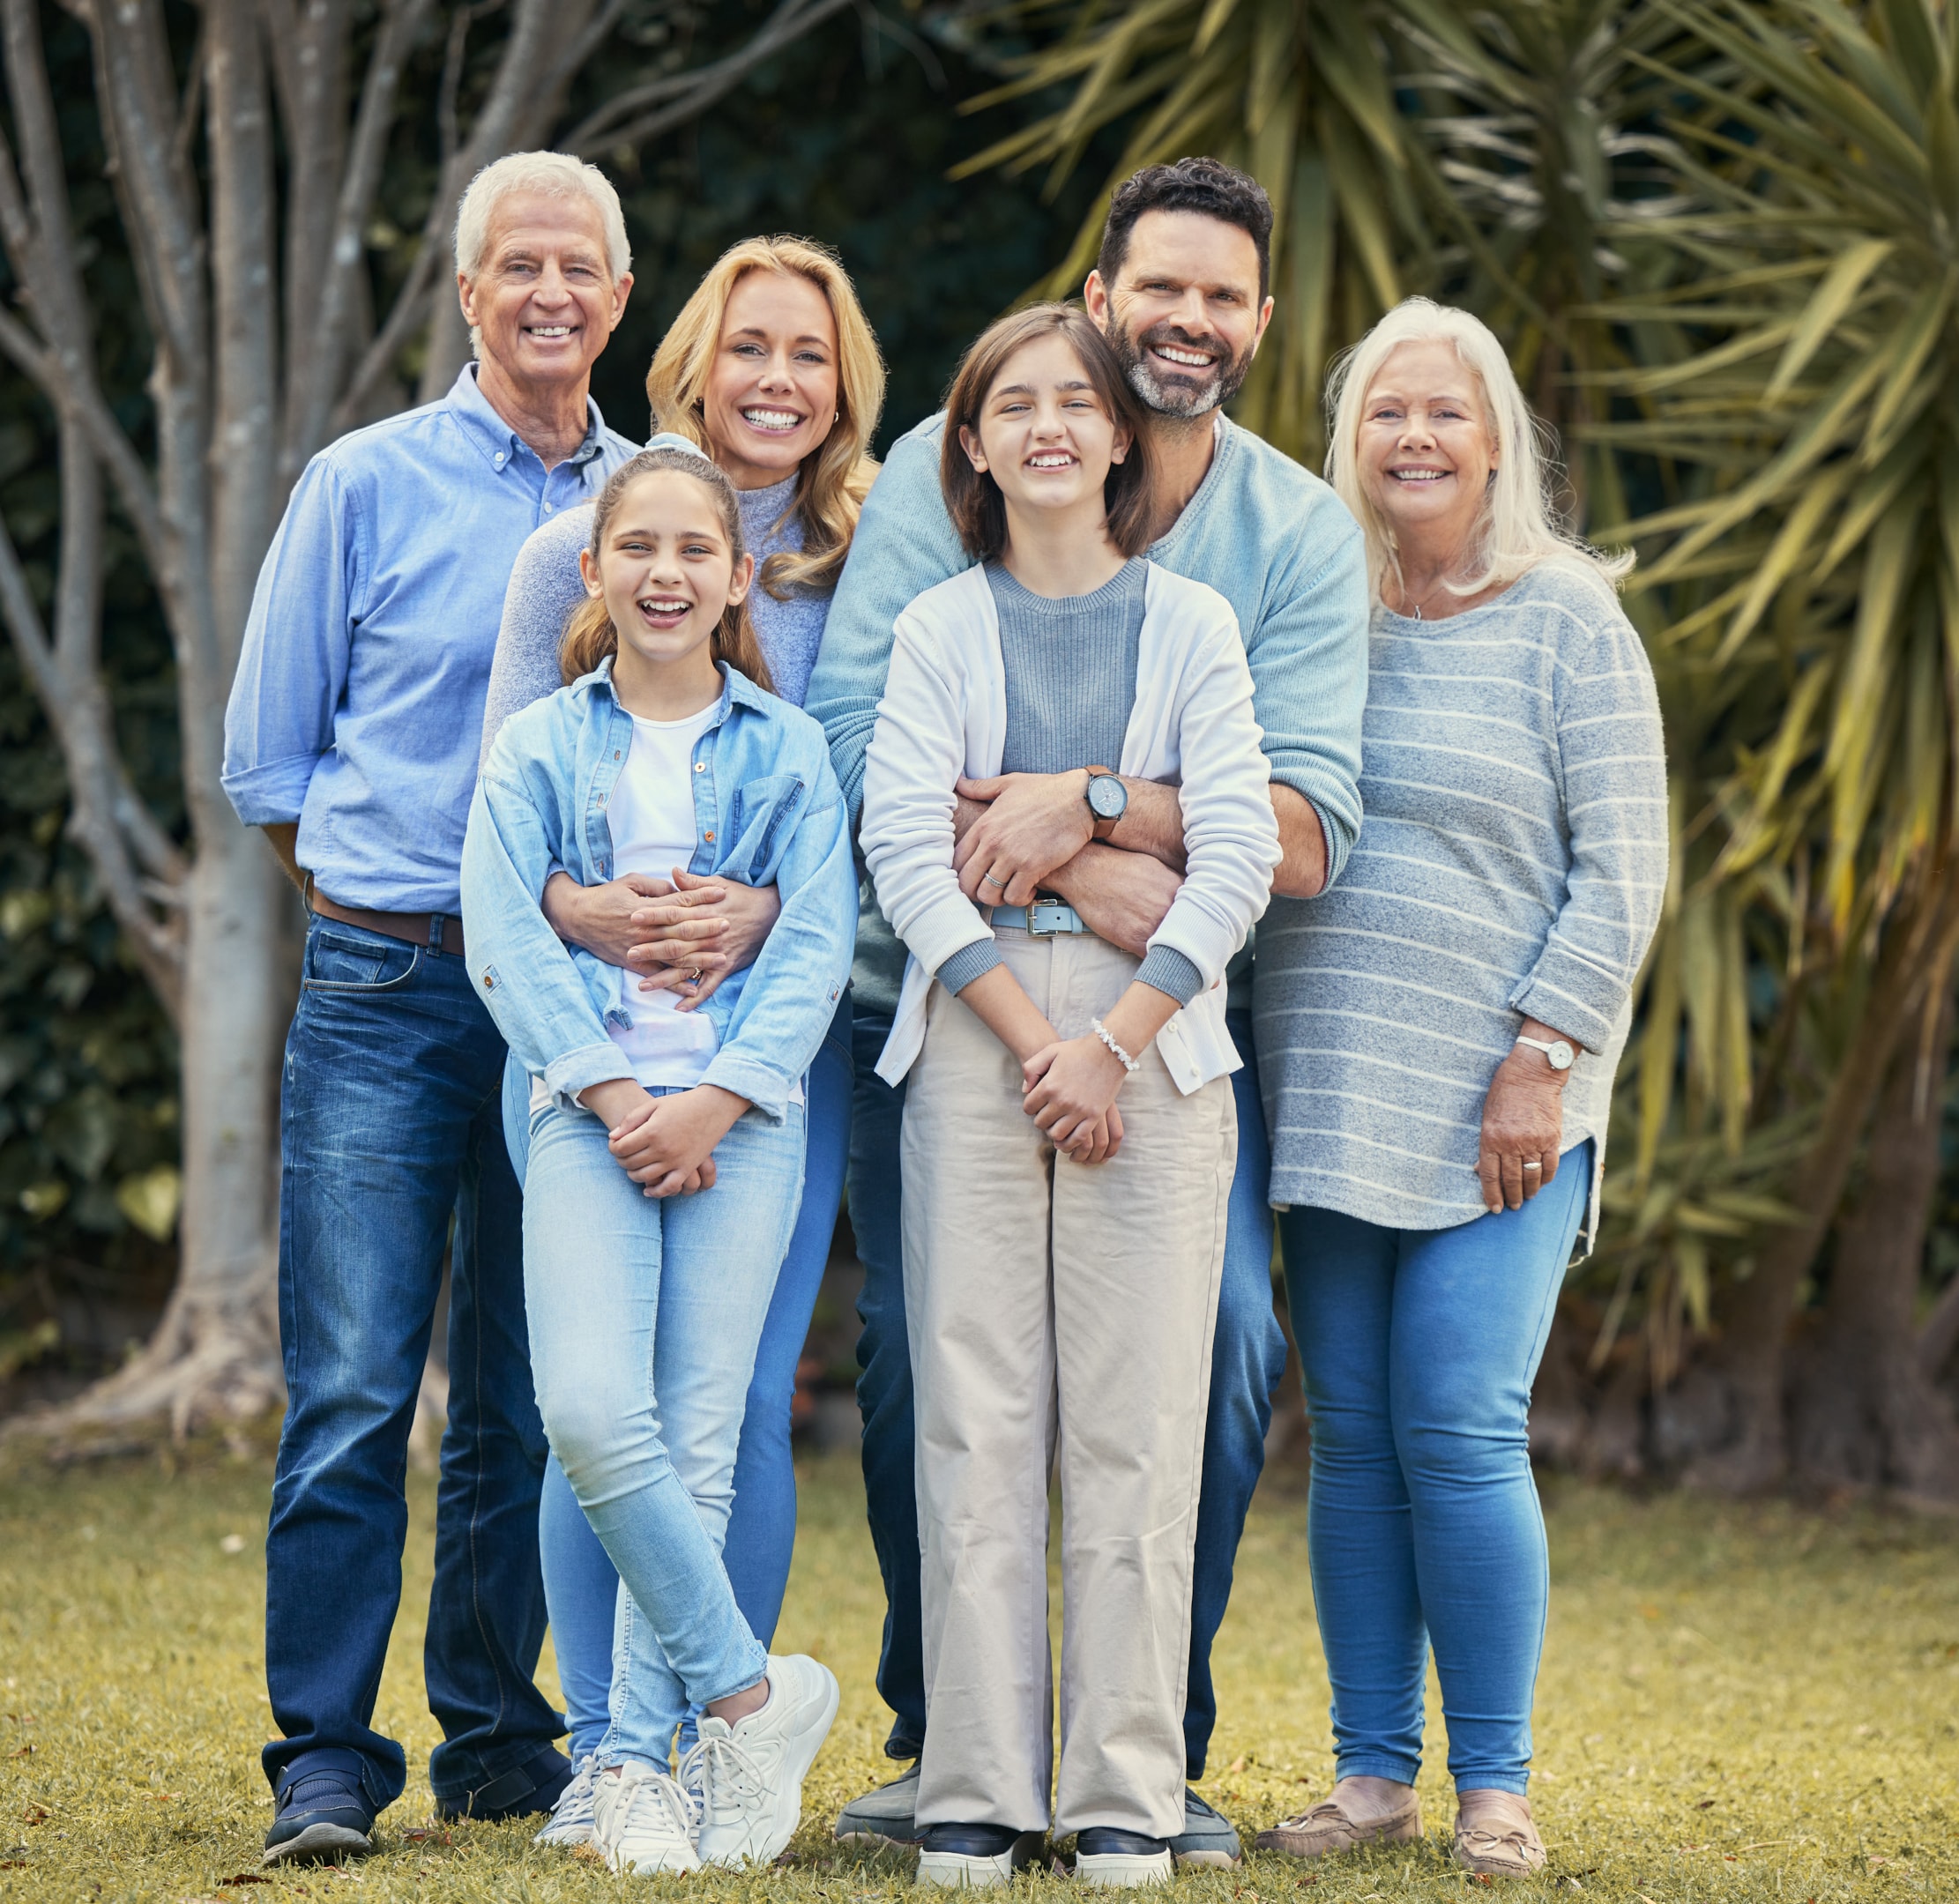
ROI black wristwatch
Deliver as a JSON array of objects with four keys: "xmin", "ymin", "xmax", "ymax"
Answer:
[{"xmin": 1084, "ymin": 766, "xmax": 1128, "ymax": 837}]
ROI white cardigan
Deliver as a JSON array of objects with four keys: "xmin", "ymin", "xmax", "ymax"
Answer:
[{"xmin": 862, "ymin": 561, "xmax": 1281, "ymax": 1093}]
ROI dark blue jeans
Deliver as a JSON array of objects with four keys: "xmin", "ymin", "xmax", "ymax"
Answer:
[
  {"xmin": 264, "ymin": 915, "xmax": 558, "ymax": 1813},
  {"xmin": 848, "ymin": 1003, "xmax": 1285, "ymax": 1778}
]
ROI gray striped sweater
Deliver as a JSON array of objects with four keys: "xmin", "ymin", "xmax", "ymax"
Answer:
[{"xmin": 1253, "ymin": 560, "xmax": 1667, "ymax": 1242}]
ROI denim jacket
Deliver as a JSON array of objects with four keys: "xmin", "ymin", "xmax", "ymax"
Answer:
[{"xmin": 462, "ymin": 658, "xmax": 858, "ymax": 1122}]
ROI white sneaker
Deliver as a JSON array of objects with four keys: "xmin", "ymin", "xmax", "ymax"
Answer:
[
  {"xmin": 682, "ymin": 1654, "xmax": 840, "ymax": 1867},
  {"xmin": 533, "ymin": 1752, "xmax": 600, "ymax": 1848},
  {"xmin": 592, "ymin": 1760, "xmax": 702, "ymax": 1875}
]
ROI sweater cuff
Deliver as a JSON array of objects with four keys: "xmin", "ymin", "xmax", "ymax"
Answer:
[
  {"xmin": 937, "ymin": 938, "xmax": 1003, "ymax": 996},
  {"xmin": 1136, "ymin": 944, "xmax": 1204, "ymax": 1005}
]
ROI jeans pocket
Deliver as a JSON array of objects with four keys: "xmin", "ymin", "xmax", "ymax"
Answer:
[{"xmin": 302, "ymin": 924, "xmax": 421, "ymax": 993}]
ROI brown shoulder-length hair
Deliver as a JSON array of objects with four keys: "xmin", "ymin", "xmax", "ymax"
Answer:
[
  {"xmin": 644, "ymin": 235, "xmax": 885, "ymax": 599},
  {"xmin": 561, "ymin": 448, "xmax": 775, "ymax": 695},
  {"xmin": 941, "ymin": 303, "xmax": 1155, "ymax": 562}
]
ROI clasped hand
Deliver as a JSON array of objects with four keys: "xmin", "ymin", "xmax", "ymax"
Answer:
[
  {"xmin": 1021, "ymin": 1033, "xmax": 1128, "ymax": 1165},
  {"xmin": 544, "ymin": 868, "xmax": 781, "ymax": 1008},
  {"xmin": 581, "ymin": 1077, "xmax": 747, "ymax": 1199},
  {"xmin": 954, "ymin": 770, "xmax": 1093, "ymax": 906}
]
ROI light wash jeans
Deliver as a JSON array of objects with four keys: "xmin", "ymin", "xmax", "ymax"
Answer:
[
  {"xmin": 523, "ymin": 1088, "xmax": 806, "ymax": 1767},
  {"xmin": 1277, "ymin": 1140, "xmax": 1593, "ymax": 1796},
  {"xmin": 534, "ymin": 994, "xmax": 853, "ymax": 1760}
]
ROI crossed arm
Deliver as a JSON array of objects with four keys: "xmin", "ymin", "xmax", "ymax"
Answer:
[{"xmin": 538, "ymin": 771, "xmax": 1324, "ymax": 1005}]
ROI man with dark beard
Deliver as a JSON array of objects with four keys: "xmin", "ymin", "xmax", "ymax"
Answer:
[{"xmin": 804, "ymin": 157, "xmax": 1368, "ymax": 1868}]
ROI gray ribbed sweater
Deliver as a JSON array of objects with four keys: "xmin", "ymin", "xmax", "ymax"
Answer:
[
  {"xmin": 935, "ymin": 559, "xmax": 1203, "ymax": 1006},
  {"xmin": 1252, "ymin": 562, "xmax": 1667, "ymax": 1245}
]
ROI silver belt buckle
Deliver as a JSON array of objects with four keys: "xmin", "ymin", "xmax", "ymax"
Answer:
[{"xmin": 1024, "ymin": 896, "xmax": 1075, "ymax": 937}]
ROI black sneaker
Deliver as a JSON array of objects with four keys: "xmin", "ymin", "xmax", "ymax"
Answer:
[
  {"xmin": 435, "ymin": 1745, "xmax": 574, "ymax": 1824},
  {"xmin": 916, "ymin": 1821, "xmax": 1046, "ymax": 1887},
  {"xmin": 1075, "ymin": 1826, "xmax": 1173, "ymax": 1887},
  {"xmin": 262, "ymin": 1764, "xmax": 375, "ymax": 1866}
]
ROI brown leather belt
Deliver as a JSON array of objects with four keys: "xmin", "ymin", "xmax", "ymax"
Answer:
[{"xmin": 309, "ymin": 888, "xmax": 465, "ymax": 958}]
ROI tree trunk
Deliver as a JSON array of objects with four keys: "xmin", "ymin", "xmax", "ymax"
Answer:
[
  {"xmin": 1682, "ymin": 871, "xmax": 1959, "ymax": 1492},
  {"xmin": 1786, "ymin": 987, "xmax": 1959, "ymax": 1504}
]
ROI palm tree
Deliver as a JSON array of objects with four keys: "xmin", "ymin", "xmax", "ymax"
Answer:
[
  {"xmin": 1591, "ymin": 0, "xmax": 1959, "ymax": 1498},
  {"xmin": 963, "ymin": 0, "xmax": 1959, "ymax": 1499}
]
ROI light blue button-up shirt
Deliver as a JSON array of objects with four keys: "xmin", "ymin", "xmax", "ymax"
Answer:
[{"xmin": 222, "ymin": 364, "xmax": 638, "ymax": 912}]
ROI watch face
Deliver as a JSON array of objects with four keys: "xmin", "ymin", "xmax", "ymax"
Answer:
[
  {"xmin": 1087, "ymin": 775, "xmax": 1127, "ymax": 820},
  {"xmin": 1548, "ymin": 1041, "xmax": 1575, "ymax": 1070}
]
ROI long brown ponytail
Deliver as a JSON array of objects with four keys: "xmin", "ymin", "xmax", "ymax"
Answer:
[{"xmin": 560, "ymin": 447, "xmax": 776, "ymax": 695}]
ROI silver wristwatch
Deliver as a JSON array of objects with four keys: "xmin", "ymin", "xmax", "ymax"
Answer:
[{"xmin": 1516, "ymin": 1033, "xmax": 1575, "ymax": 1072}]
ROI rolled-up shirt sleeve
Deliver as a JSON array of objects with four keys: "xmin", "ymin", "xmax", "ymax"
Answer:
[
  {"xmin": 222, "ymin": 455, "xmax": 361, "ymax": 826},
  {"xmin": 1509, "ymin": 606, "xmax": 1669, "ymax": 1052}
]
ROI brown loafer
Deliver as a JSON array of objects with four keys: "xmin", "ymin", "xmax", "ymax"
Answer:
[
  {"xmin": 1451, "ymin": 1792, "xmax": 1545, "ymax": 1878},
  {"xmin": 1255, "ymin": 1790, "xmax": 1422, "ymax": 1860}
]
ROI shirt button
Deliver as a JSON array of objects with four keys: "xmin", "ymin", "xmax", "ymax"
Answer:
[
  {"xmin": 704, "ymin": 830, "xmax": 715, "ymax": 844},
  {"xmin": 543, "ymin": 502, "xmax": 554, "ymax": 515},
  {"xmin": 598, "ymin": 794, "xmax": 607, "ymax": 807},
  {"xmin": 614, "ymin": 750, "xmax": 622, "ymax": 761},
  {"xmin": 494, "ymin": 452, "xmax": 505, "ymax": 465},
  {"xmin": 694, "ymin": 762, "xmax": 705, "ymax": 773}
]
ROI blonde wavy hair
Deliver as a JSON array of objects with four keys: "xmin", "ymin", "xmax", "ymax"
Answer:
[
  {"xmin": 1322, "ymin": 297, "xmax": 1632, "ymax": 606},
  {"xmin": 644, "ymin": 235, "xmax": 884, "ymax": 598}
]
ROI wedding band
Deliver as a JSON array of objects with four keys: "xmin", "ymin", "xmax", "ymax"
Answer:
[
  {"xmin": 1522, "ymin": 1160, "xmax": 1542, "ymax": 1171},
  {"xmin": 687, "ymin": 966, "xmax": 704, "ymax": 984},
  {"xmin": 981, "ymin": 872, "xmax": 1009, "ymax": 890}
]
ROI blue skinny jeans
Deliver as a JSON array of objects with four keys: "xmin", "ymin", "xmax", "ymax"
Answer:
[
  {"xmin": 1277, "ymin": 1139, "xmax": 1593, "ymax": 1796},
  {"xmin": 527, "ymin": 995, "xmax": 853, "ymax": 1760},
  {"xmin": 524, "ymin": 1090, "xmax": 809, "ymax": 1765},
  {"xmin": 849, "ymin": 1002, "xmax": 1285, "ymax": 1775}
]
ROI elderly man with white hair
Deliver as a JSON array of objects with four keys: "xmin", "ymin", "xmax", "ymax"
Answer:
[{"xmin": 223, "ymin": 151, "xmax": 637, "ymax": 1865}]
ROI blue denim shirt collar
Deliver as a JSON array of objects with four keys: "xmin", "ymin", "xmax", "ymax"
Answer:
[
  {"xmin": 571, "ymin": 654, "xmax": 774, "ymax": 729},
  {"xmin": 444, "ymin": 363, "xmax": 614, "ymax": 478}
]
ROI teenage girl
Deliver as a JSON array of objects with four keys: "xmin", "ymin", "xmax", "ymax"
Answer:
[
  {"xmin": 480, "ymin": 242, "xmax": 883, "ymax": 1847},
  {"xmin": 860, "ymin": 306, "xmax": 1281, "ymax": 1887},
  {"xmin": 461, "ymin": 445, "xmax": 858, "ymax": 1874}
]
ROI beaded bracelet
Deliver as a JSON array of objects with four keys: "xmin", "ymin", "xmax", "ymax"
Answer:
[{"xmin": 1090, "ymin": 1016, "xmax": 1139, "ymax": 1075}]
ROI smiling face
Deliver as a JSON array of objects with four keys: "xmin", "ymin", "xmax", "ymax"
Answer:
[
  {"xmin": 697, "ymin": 269, "xmax": 841, "ymax": 491},
  {"xmin": 1357, "ymin": 339, "xmax": 1501, "ymax": 560},
  {"xmin": 1086, "ymin": 210, "xmax": 1272, "ymax": 420},
  {"xmin": 958, "ymin": 332, "xmax": 1132, "ymax": 530},
  {"xmin": 577, "ymin": 470, "xmax": 755, "ymax": 703},
  {"xmin": 458, "ymin": 190, "xmax": 629, "ymax": 395}
]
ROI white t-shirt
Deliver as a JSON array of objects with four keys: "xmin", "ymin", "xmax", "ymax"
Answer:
[{"xmin": 602, "ymin": 704, "xmax": 722, "ymax": 1090}]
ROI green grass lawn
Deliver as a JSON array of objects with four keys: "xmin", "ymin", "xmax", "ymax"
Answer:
[{"xmin": 2, "ymin": 1439, "xmax": 1955, "ymax": 1901}]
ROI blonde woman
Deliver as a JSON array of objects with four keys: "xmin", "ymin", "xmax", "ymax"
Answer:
[
  {"xmin": 1251, "ymin": 299, "xmax": 1665, "ymax": 1878},
  {"xmin": 480, "ymin": 240, "xmax": 883, "ymax": 1847}
]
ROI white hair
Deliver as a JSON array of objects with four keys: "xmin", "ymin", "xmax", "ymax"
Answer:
[
  {"xmin": 1322, "ymin": 296, "xmax": 1632, "ymax": 606},
  {"xmin": 453, "ymin": 150, "xmax": 631, "ymax": 284}
]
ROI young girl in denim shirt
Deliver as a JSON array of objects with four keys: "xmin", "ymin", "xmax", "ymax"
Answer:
[{"xmin": 461, "ymin": 446, "xmax": 857, "ymax": 1874}]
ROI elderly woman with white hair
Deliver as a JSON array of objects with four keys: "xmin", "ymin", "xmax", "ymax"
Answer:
[{"xmin": 1251, "ymin": 300, "xmax": 1666, "ymax": 1878}]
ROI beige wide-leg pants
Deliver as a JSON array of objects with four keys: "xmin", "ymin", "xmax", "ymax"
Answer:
[{"xmin": 902, "ymin": 927, "xmax": 1235, "ymax": 1839}]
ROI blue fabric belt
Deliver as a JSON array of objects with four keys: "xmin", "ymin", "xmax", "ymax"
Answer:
[{"xmin": 988, "ymin": 897, "xmax": 1095, "ymax": 938}]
